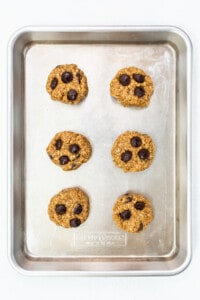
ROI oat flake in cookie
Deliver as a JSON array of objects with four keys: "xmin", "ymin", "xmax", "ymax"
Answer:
[
  {"xmin": 110, "ymin": 66, "xmax": 154, "ymax": 107},
  {"xmin": 113, "ymin": 192, "xmax": 153, "ymax": 233},
  {"xmin": 46, "ymin": 64, "xmax": 88, "ymax": 104},
  {"xmin": 48, "ymin": 187, "xmax": 89, "ymax": 228},
  {"xmin": 111, "ymin": 131, "xmax": 155, "ymax": 172},
  {"xmin": 46, "ymin": 131, "xmax": 92, "ymax": 171}
]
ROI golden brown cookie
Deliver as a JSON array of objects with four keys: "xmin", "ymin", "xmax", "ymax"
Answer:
[
  {"xmin": 46, "ymin": 131, "xmax": 92, "ymax": 171},
  {"xmin": 113, "ymin": 192, "xmax": 153, "ymax": 233},
  {"xmin": 48, "ymin": 187, "xmax": 89, "ymax": 228},
  {"xmin": 111, "ymin": 131, "xmax": 155, "ymax": 172},
  {"xmin": 46, "ymin": 64, "xmax": 88, "ymax": 104},
  {"xmin": 110, "ymin": 66, "xmax": 154, "ymax": 107}
]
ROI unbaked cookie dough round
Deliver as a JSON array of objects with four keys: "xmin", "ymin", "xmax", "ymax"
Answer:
[
  {"xmin": 111, "ymin": 130, "xmax": 155, "ymax": 172},
  {"xmin": 48, "ymin": 187, "xmax": 90, "ymax": 228},
  {"xmin": 110, "ymin": 66, "xmax": 154, "ymax": 107},
  {"xmin": 46, "ymin": 131, "xmax": 92, "ymax": 171},
  {"xmin": 113, "ymin": 192, "xmax": 153, "ymax": 233},
  {"xmin": 46, "ymin": 64, "xmax": 88, "ymax": 105}
]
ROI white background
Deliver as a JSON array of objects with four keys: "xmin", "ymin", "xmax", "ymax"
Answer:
[{"xmin": 0, "ymin": 0, "xmax": 199, "ymax": 299}]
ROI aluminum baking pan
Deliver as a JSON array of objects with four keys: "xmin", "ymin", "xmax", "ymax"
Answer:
[{"xmin": 8, "ymin": 26, "xmax": 192, "ymax": 276}]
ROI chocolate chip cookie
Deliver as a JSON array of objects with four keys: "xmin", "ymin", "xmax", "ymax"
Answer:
[
  {"xmin": 46, "ymin": 64, "xmax": 88, "ymax": 104},
  {"xmin": 110, "ymin": 66, "xmax": 154, "ymax": 107},
  {"xmin": 113, "ymin": 192, "xmax": 153, "ymax": 233},
  {"xmin": 111, "ymin": 131, "xmax": 155, "ymax": 172},
  {"xmin": 48, "ymin": 187, "xmax": 89, "ymax": 228},
  {"xmin": 46, "ymin": 131, "xmax": 92, "ymax": 171}
]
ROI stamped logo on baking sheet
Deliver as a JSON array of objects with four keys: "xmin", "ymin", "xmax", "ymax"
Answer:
[{"xmin": 74, "ymin": 232, "xmax": 127, "ymax": 248}]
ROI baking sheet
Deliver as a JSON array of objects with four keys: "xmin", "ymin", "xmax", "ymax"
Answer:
[
  {"xmin": 9, "ymin": 27, "xmax": 191, "ymax": 275},
  {"xmin": 25, "ymin": 43, "xmax": 176, "ymax": 257}
]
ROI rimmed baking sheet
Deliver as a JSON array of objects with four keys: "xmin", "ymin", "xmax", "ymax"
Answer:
[{"xmin": 8, "ymin": 26, "xmax": 191, "ymax": 275}]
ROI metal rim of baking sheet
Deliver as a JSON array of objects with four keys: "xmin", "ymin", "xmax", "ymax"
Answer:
[{"xmin": 7, "ymin": 25, "xmax": 192, "ymax": 276}]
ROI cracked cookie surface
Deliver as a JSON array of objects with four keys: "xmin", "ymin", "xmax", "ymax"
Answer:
[
  {"xmin": 46, "ymin": 64, "xmax": 88, "ymax": 105},
  {"xmin": 46, "ymin": 131, "xmax": 92, "ymax": 171},
  {"xmin": 113, "ymin": 192, "xmax": 153, "ymax": 233},
  {"xmin": 110, "ymin": 66, "xmax": 154, "ymax": 107},
  {"xmin": 48, "ymin": 187, "xmax": 89, "ymax": 228},
  {"xmin": 111, "ymin": 130, "xmax": 155, "ymax": 172}
]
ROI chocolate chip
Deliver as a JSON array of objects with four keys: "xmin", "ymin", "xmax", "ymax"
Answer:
[
  {"xmin": 133, "ymin": 74, "xmax": 145, "ymax": 83},
  {"xmin": 119, "ymin": 74, "xmax": 131, "ymax": 86},
  {"xmin": 69, "ymin": 144, "xmax": 80, "ymax": 154},
  {"xmin": 130, "ymin": 136, "xmax": 142, "ymax": 147},
  {"xmin": 50, "ymin": 77, "xmax": 58, "ymax": 89},
  {"xmin": 59, "ymin": 155, "xmax": 69, "ymax": 165},
  {"xmin": 124, "ymin": 196, "xmax": 132, "ymax": 203},
  {"xmin": 55, "ymin": 204, "xmax": 66, "ymax": 215},
  {"xmin": 119, "ymin": 210, "xmax": 131, "ymax": 220},
  {"xmin": 49, "ymin": 154, "xmax": 53, "ymax": 159},
  {"xmin": 134, "ymin": 201, "xmax": 145, "ymax": 210},
  {"xmin": 70, "ymin": 218, "xmax": 81, "ymax": 227},
  {"xmin": 61, "ymin": 71, "xmax": 73, "ymax": 83},
  {"xmin": 76, "ymin": 73, "xmax": 82, "ymax": 84},
  {"xmin": 55, "ymin": 139, "xmax": 63, "ymax": 150},
  {"xmin": 138, "ymin": 222, "xmax": 143, "ymax": 232},
  {"xmin": 134, "ymin": 86, "xmax": 145, "ymax": 98},
  {"xmin": 121, "ymin": 150, "xmax": 132, "ymax": 162},
  {"xmin": 73, "ymin": 204, "xmax": 83, "ymax": 215},
  {"xmin": 138, "ymin": 148, "xmax": 150, "ymax": 160},
  {"xmin": 67, "ymin": 89, "xmax": 78, "ymax": 101}
]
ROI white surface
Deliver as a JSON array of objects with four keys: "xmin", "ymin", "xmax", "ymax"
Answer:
[{"xmin": 0, "ymin": 0, "xmax": 199, "ymax": 299}]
